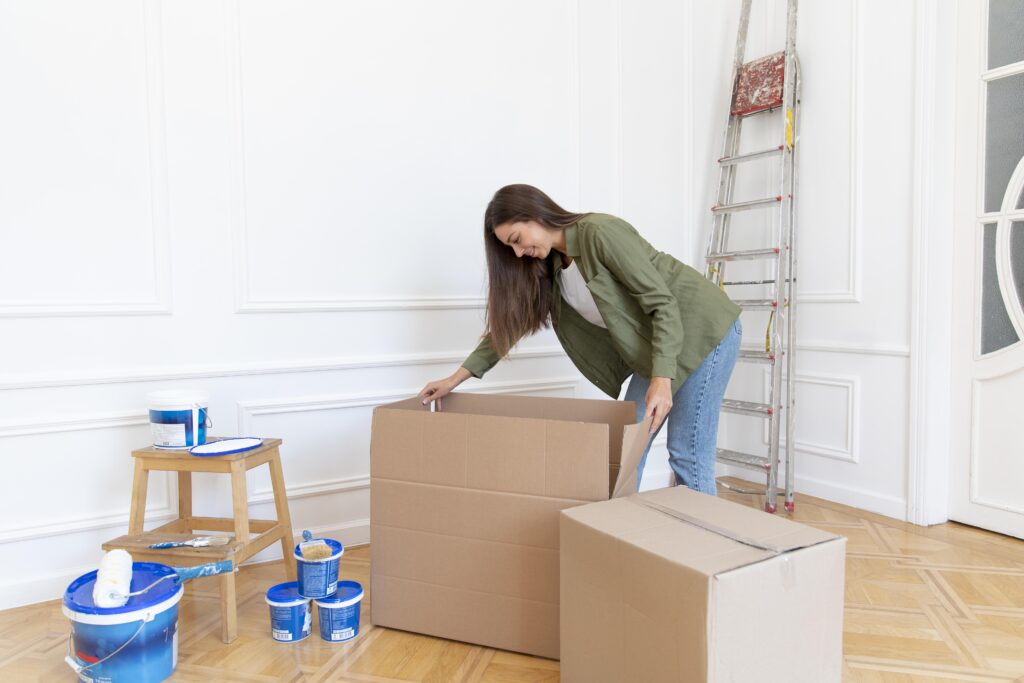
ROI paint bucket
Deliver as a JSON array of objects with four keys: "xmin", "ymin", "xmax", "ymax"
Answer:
[
  {"xmin": 315, "ymin": 581, "xmax": 363, "ymax": 643},
  {"xmin": 293, "ymin": 538, "xmax": 343, "ymax": 598},
  {"xmin": 265, "ymin": 582, "xmax": 312, "ymax": 643},
  {"xmin": 145, "ymin": 390, "xmax": 210, "ymax": 449},
  {"xmin": 63, "ymin": 562, "xmax": 183, "ymax": 683}
]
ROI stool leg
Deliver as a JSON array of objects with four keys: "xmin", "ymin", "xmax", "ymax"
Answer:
[
  {"xmin": 178, "ymin": 471, "xmax": 193, "ymax": 531},
  {"xmin": 220, "ymin": 568, "xmax": 238, "ymax": 644},
  {"xmin": 229, "ymin": 461, "xmax": 250, "ymax": 543},
  {"xmin": 268, "ymin": 451, "xmax": 296, "ymax": 581},
  {"xmin": 129, "ymin": 458, "xmax": 150, "ymax": 534}
]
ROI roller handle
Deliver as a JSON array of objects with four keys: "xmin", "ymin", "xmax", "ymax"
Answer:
[{"xmin": 173, "ymin": 560, "xmax": 233, "ymax": 582}]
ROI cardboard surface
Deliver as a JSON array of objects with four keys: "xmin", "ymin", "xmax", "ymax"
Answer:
[
  {"xmin": 370, "ymin": 392, "xmax": 653, "ymax": 659},
  {"xmin": 560, "ymin": 485, "xmax": 847, "ymax": 682}
]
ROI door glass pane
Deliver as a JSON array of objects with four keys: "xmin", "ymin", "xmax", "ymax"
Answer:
[
  {"xmin": 1017, "ymin": 184, "xmax": 1024, "ymax": 209},
  {"xmin": 982, "ymin": 223, "xmax": 1019, "ymax": 354},
  {"xmin": 988, "ymin": 0, "xmax": 1024, "ymax": 70},
  {"xmin": 1011, "ymin": 221, "xmax": 1024, "ymax": 315},
  {"xmin": 984, "ymin": 73, "xmax": 1024, "ymax": 212}
]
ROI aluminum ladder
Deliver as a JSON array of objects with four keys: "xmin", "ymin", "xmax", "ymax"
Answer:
[{"xmin": 706, "ymin": 0, "xmax": 801, "ymax": 513}]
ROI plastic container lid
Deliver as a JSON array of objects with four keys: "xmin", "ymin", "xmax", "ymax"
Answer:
[
  {"xmin": 190, "ymin": 437, "xmax": 263, "ymax": 457},
  {"xmin": 293, "ymin": 538, "xmax": 344, "ymax": 562},
  {"xmin": 266, "ymin": 581, "xmax": 310, "ymax": 606},
  {"xmin": 315, "ymin": 581, "xmax": 363, "ymax": 608},
  {"xmin": 64, "ymin": 562, "xmax": 182, "ymax": 616}
]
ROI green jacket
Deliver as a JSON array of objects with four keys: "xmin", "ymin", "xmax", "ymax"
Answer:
[{"xmin": 462, "ymin": 213, "xmax": 741, "ymax": 398}]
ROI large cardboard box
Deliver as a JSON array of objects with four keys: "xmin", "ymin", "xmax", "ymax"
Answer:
[
  {"xmin": 369, "ymin": 392, "xmax": 654, "ymax": 659},
  {"xmin": 560, "ymin": 485, "xmax": 847, "ymax": 682}
]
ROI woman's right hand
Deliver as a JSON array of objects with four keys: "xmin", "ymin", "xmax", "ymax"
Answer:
[{"xmin": 418, "ymin": 367, "xmax": 472, "ymax": 405}]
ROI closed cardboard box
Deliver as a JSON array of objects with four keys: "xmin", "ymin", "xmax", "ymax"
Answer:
[
  {"xmin": 370, "ymin": 392, "xmax": 653, "ymax": 659},
  {"xmin": 560, "ymin": 485, "xmax": 846, "ymax": 682}
]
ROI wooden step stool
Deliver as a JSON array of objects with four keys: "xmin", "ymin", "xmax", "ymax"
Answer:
[{"xmin": 103, "ymin": 437, "xmax": 295, "ymax": 643}]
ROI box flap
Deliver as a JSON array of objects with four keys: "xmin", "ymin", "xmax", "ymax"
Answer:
[
  {"xmin": 610, "ymin": 415, "xmax": 655, "ymax": 498},
  {"xmin": 634, "ymin": 486, "xmax": 839, "ymax": 553}
]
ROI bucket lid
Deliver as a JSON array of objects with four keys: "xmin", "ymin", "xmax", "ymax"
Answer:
[
  {"xmin": 315, "ymin": 581, "xmax": 363, "ymax": 608},
  {"xmin": 146, "ymin": 390, "xmax": 209, "ymax": 408},
  {"xmin": 64, "ymin": 562, "xmax": 182, "ymax": 616},
  {"xmin": 265, "ymin": 581, "xmax": 310, "ymax": 606},
  {"xmin": 293, "ymin": 538, "xmax": 343, "ymax": 562}
]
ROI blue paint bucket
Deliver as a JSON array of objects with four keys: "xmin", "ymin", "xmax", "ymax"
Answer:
[
  {"xmin": 315, "ymin": 581, "xmax": 364, "ymax": 642},
  {"xmin": 293, "ymin": 538, "xmax": 343, "ymax": 598},
  {"xmin": 62, "ymin": 562, "xmax": 183, "ymax": 683},
  {"xmin": 146, "ymin": 390, "xmax": 210, "ymax": 450},
  {"xmin": 265, "ymin": 582, "xmax": 312, "ymax": 643}
]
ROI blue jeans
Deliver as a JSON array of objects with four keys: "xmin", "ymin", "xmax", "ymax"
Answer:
[{"xmin": 625, "ymin": 319, "xmax": 742, "ymax": 495}]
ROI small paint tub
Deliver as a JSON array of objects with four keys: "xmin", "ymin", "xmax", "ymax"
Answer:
[
  {"xmin": 315, "ymin": 581, "xmax": 364, "ymax": 642},
  {"xmin": 294, "ymin": 538, "xmax": 343, "ymax": 598},
  {"xmin": 63, "ymin": 562, "xmax": 183, "ymax": 683},
  {"xmin": 146, "ymin": 390, "xmax": 210, "ymax": 449},
  {"xmin": 265, "ymin": 582, "xmax": 312, "ymax": 643}
]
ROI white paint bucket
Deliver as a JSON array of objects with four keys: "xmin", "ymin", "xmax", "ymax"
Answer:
[{"xmin": 145, "ymin": 390, "xmax": 210, "ymax": 450}]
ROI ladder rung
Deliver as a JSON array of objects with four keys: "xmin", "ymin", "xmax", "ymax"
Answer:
[
  {"xmin": 706, "ymin": 247, "xmax": 780, "ymax": 263},
  {"xmin": 738, "ymin": 349, "xmax": 775, "ymax": 363},
  {"xmin": 722, "ymin": 279, "xmax": 790, "ymax": 286},
  {"xmin": 716, "ymin": 448, "xmax": 772, "ymax": 471},
  {"xmin": 718, "ymin": 145, "xmax": 784, "ymax": 166},
  {"xmin": 711, "ymin": 196, "xmax": 784, "ymax": 214},
  {"xmin": 733, "ymin": 298, "xmax": 777, "ymax": 310},
  {"xmin": 721, "ymin": 399, "xmax": 774, "ymax": 417}
]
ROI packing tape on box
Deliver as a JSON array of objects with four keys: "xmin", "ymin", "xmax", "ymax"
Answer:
[{"xmin": 628, "ymin": 497, "xmax": 787, "ymax": 554}]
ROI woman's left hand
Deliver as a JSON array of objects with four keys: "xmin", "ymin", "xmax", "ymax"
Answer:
[{"xmin": 644, "ymin": 377, "xmax": 673, "ymax": 436}]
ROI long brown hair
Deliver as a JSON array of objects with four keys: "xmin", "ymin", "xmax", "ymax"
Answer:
[{"xmin": 482, "ymin": 184, "xmax": 589, "ymax": 356}]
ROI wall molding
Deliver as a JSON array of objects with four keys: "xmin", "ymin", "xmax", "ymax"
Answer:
[
  {"xmin": 227, "ymin": 0, "xmax": 584, "ymax": 313},
  {"xmin": 0, "ymin": 472, "xmax": 176, "ymax": 545},
  {"xmin": 249, "ymin": 474, "xmax": 370, "ymax": 505},
  {"xmin": 0, "ymin": 0, "xmax": 172, "ymax": 318},
  {"xmin": 762, "ymin": 372, "xmax": 859, "ymax": 464},
  {"xmin": 0, "ymin": 411, "xmax": 149, "ymax": 438},
  {"xmin": 237, "ymin": 297, "xmax": 486, "ymax": 313},
  {"xmin": 0, "ymin": 345, "xmax": 568, "ymax": 391},
  {"xmin": 742, "ymin": 341, "xmax": 910, "ymax": 358},
  {"xmin": 238, "ymin": 377, "xmax": 580, "ymax": 500},
  {"xmin": 793, "ymin": 0, "xmax": 862, "ymax": 304}
]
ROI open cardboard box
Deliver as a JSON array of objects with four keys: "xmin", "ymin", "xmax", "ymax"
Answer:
[{"xmin": 369, "ymin": 391, "xmax": 653, "ymax": 659}]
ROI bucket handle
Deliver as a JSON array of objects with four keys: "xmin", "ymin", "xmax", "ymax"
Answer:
[
  {"xmin": 198, "ymin": 405, "xmax": 212, "ymax": 429},
  {"xmin": 65, "ymin": 613, "xmax": 151, "ymax": 678}
]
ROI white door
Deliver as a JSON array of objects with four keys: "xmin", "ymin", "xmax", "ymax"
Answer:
[{"xmin": 950, "ymin": 0, "xmax": 1024, "ymax": 539}]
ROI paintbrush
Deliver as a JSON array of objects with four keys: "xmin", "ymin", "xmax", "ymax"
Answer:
[{"xmin": 148, "ymin": 536, "xmax": 233, "ymax": 549}]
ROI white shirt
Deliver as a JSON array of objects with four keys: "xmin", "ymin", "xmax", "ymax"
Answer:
[{"xmin": 558, "ymin": 259, "xmax": 607, "ymax": 328}]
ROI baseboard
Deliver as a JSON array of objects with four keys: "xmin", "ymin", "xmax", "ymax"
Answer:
[
  {"xmin": 719, "ymin": 468, "xmax": 908, "ymax": 521},
  {"xmin": 794, "ymin": 474, "xmax": 907, "ymax": 520},
  {"xmin": 0, "ymin": 519, "xmax": 372, "ymax": 611}
]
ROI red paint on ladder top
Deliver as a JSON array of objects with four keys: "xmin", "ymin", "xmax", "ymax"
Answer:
[{"xmin": 732, "ymin": 52, "xmax": 786, "ymax": 117}]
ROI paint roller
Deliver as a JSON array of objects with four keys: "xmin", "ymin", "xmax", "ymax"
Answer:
[
  {"xmin": 92, "ymin": 549, "xmax": 134, "ymax": 608},
  {"xmin": 91, "ymin": 549, "xmax": 235, "ymax": 608}
]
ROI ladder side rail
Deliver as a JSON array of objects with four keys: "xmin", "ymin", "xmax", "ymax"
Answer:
[
  {"xmin": 710, "ymin": 0, "xmax": 752, "ymax": 285},
  {"xmin": 783, "ymin": 57, "xmax": 802, "ymax": 510},
  {"xmin": 763, "ymin": 0, "xmax": 800, "ymax": 513},
  {"xmin": 716, "ymin": 119, "xmax": 745, "ymax": 286}
]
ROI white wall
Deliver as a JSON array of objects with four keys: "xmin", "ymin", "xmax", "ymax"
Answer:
[{"xmin": 0, "ymin": 0, "xmax": 948, "ymax": 610}]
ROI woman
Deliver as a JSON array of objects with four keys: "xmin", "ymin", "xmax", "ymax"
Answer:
[{"xmin": 418, "ymin": 184, "xmax": 742, "ymax": 495}]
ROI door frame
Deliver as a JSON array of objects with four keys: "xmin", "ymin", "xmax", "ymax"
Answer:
[{"xmin": 907, "ymin": 0, "xmax": 958, "ymax": 526}]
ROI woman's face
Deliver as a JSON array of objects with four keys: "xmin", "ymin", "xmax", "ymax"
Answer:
[{"xmin": 492, "ymin": 220, "xmax": 554, "ymax": 259}]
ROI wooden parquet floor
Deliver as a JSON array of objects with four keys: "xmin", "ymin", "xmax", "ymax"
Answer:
[{"xmin": 2, "ymin": 480, "xmax": 1022, "ymax": 682}]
